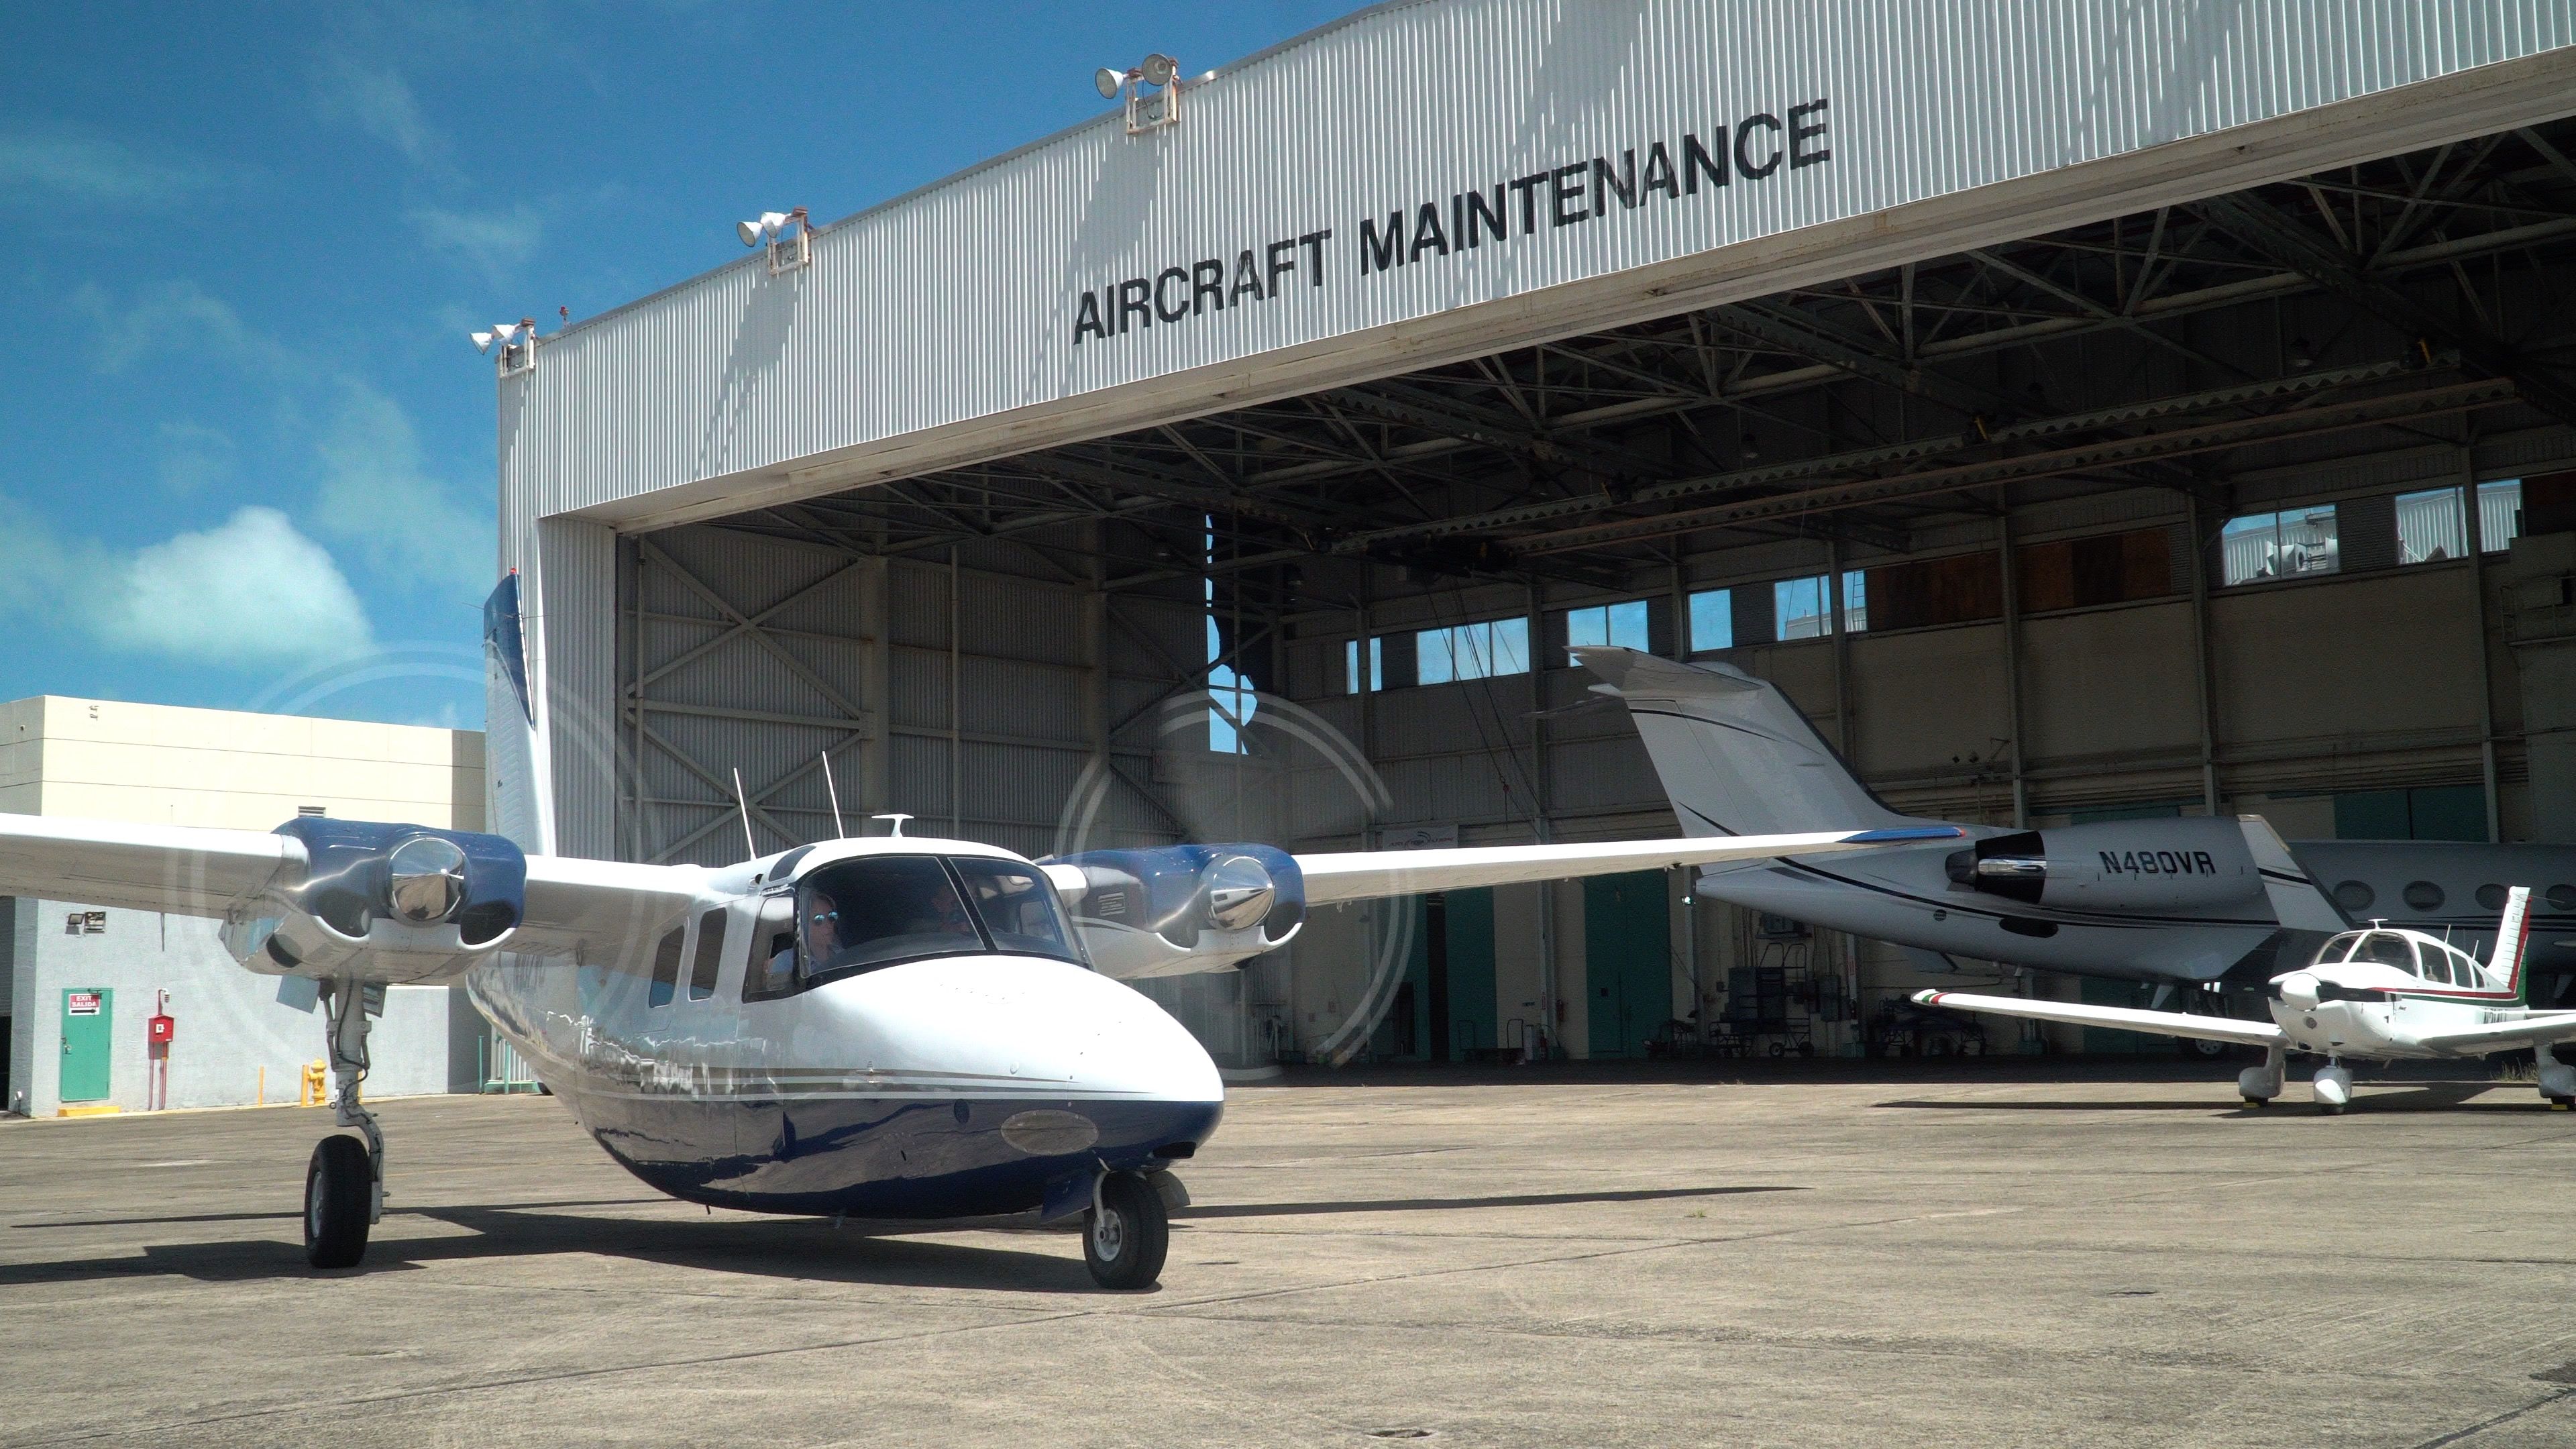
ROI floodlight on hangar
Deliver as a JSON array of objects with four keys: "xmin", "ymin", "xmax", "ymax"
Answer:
[
  {"xmin": 1095, "ymin": 53, "xmax": 1182, "ymax": 134},
  {"xmin": 735, "ymin": 207, "xmax": 812, "ymax": 275},
  {"xmin": 469, "ymin": 317, "xmax": 538, "ymax": 377}
]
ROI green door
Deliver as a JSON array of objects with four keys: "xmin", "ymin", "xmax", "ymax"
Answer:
[
  {"xmin": 60, "ymin": 987, "xmax": 111, "ymax": 1102},
  {"xmin": 1444, "ymin": 888, "xmax": 1497, "ymax": 1059},
  {"xmin": 1585, "ymin": 873, "xmax": 1670, "ymax": 1059}
]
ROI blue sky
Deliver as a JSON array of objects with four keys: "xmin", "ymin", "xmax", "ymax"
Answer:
[{"xmin": 0, "ymin": 1, "xmax": 1352, "ymax": 730}]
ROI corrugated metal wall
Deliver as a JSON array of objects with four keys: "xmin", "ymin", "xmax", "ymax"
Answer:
[{"xmin": 498, "ymin": 0, "xmax": 2576, "ymax": 526}]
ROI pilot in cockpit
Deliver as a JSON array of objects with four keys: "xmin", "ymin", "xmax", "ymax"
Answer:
[{"xmin": 768, "ymin": 890, "xmax": 840, "ymax": 987}]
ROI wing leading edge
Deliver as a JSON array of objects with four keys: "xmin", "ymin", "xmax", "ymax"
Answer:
[
  {"xmin": 1913, "ymin": 987, "xmax": 2286, "ymax": 1046},
  {"xmin": 1295, "ymin": 826, "xmax": 1962, "ymax": 905}
]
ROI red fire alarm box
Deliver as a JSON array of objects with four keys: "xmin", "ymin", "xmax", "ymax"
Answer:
[{"xmin": 148, "ymin": 1014, "xmax": 175, "ymax": 1045}]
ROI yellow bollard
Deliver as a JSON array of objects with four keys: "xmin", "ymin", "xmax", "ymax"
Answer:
[{"xmin": 299, "ymin": 1060, "xmax": 329, "ymax": 1107}]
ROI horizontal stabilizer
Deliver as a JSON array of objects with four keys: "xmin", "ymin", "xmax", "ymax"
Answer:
[
  {"xmin": 1913, "ymin": 987, "xmax": 2284, "ymax": 1046},
  {"xmin": 2410, "ymin": 1008, "xmax": 2576, "ymax": 1054}
]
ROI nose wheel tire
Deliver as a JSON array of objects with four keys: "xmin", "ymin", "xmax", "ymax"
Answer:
[
  {"xmin": 305, "ymin": 1134, "xmax": 374, "ymax": 1269},
  {"xmin": 1083, "ymin": 1172, "xmax": 1169, "ymax": 1290}
]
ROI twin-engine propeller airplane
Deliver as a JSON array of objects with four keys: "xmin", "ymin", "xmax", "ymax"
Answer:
[
  {"xmin": 0, "ymin": 577, "xmax": 1957, "ymax": 1289},
  {"xmin": 1915, "ymin": 888, "xmax": 2568, "ymax": 1114}
]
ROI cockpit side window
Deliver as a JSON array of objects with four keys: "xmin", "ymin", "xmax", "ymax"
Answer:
[
  {"xmin": 794, "ymin": 855, "xmax": 986, "ymax": 986},
  {"xmin": 2412, "ymin": 941, "xmax": 2452, "ymax": 985},
  {"xmin": 951, "ymin": 857, "xmax": 1082, "ymax": 964}
]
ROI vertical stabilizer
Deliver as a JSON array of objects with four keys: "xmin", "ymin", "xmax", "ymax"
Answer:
[
  {"xmin": 483, "ymin": 572, "xmax": 557, "ymax": 856},
  {"xmin": 1572, "ymin": 646, "xmax": 1916, "ymax": 837},
  {"xmin": 2487, "ymin": 885, "xmax": 2534, "ymax": 1001},
  {"xmin": 2239, "ymin": 816, "xmax": 2346, "ymax": 932}
]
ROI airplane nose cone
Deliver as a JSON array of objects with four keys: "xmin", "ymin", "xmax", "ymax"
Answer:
[
  {"xmin": 822, "ymin": 957, "xmax": 1224, "ymax": 1105},
  {"xmin": 2277, "ymin": 971, "xmax": 2322, "ymax": 1011}
]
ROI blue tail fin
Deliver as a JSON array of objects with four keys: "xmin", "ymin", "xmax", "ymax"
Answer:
[{"xmin": 483, "ymin": 573, "xmax": 556, "ymax": 856}]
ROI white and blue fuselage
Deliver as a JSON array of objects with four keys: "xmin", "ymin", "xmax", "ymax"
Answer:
[{"xmin": 463, "ymin": 836, "xmax": 1223, "ymax": 1220}]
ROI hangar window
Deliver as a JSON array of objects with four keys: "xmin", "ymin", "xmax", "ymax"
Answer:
[
  {"xmin": 1416, "ymin": 617, "xmax": 1528, "ymax": 685},
  {"xmin": 1770, "ymin": 572, "xmax": 1866, "ymax": 641},
  {"xmin": 1564, "ymin": 600, "xmax": 1648, "ymax": 652},
  {"xmin": 2478, "ymin": 480, "xmax": 2523, "ymax": 552},
  {"xmin": 1345, "ymin": 637, "xmax": 1383, "ymax": 694},
  {"xmin": 2220, "ymin": 504, "xmax": 2339, "ymax": 586},
  {"xmin": 1687, "ymin": 588, "xmax": 1733, "ymax": 651},
  {"xmin": 1774, "ymin": 576, "xmax": 1832, "ymax": 639},
  {"xmin": 2395, "ymin": 487, "xmax": 2467, "ymax": 565}
]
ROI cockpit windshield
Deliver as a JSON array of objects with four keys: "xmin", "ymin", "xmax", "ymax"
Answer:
[
  {"xmin": 784, "ymin": 853, "xmax": 1082, "ymax": 988},
  {"xmin": 2353, "ymin": 932, "xmax": 2414, "ymax": 970}
]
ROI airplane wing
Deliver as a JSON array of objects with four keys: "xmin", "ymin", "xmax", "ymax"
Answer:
[
  {"xmin": 1295, "ymin": 826, "xmax": 1962, "ymax": 905},
  {"xmin": 0, "ymin": 811, "xmax": 704, "ymax": 971},
  {"xmin": 511, "ymin": 854, "xmax": 710, "ymax": 959},
  {"xmin": 2408, "ymin": 1013, "xmax": 2576, "ymax": 1054},
  {"xmin": 1912, "ymin": 987, "xmax": 2286, "ymax": 1046},
  {"xmin": 0, "ymin": 813, "xmax": 303, "ymax": 917}
]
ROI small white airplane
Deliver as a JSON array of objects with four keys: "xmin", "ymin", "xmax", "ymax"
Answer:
[
  {"xmin": 1913, "ymin": 888, "xmax": 2569, "ymax": 1114},
  {"xmin": 0, "ymin": 576, "xmax": 1958, "ymax": 1289}
]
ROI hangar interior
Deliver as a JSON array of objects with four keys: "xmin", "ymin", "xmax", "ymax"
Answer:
[
  {"xmin": 615, "ymin": 121, "xmax": 2576, "ymax": 1064},
  {"xmin": 510, "ymin": 8, "xmax": 2576, "ymax": 1067}
]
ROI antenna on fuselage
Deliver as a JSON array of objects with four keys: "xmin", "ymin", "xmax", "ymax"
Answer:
[
  {"xmin": 731, "ymin": 767, "xmax": 757, "ymax": 859},
  {"xmin": 871, "ymin": 812, "xmax": 912, "ymax": 839},
  {"xmin": 820, "ymin": 751, "xmax": 847, "ymax": 837}
]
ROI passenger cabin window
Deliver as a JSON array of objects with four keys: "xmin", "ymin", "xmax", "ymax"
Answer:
[
  {"xmin": 2414, "ymin": 944, "xmax": 2452, "ymax": 985},
  {"xmin": 648, "ymin": 927, "xmax": 684, "ymax": 1008},
  {"xmin": 688, "ymin": 908, "xmax": 726, "ymax": 1000}
]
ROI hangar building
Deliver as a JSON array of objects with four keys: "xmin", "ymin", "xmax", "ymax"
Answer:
[{"xmin": 490, "ymin": 0, "xmax": 2576, "ymax": 1065}]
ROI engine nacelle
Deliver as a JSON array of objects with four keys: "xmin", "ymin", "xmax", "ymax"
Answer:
[
  {"xmin": 1045, "ymin": 843, "xmax": 1305, "ymax": 980},
  {"xmin": 223, "ymin": 818, "xmax": 527, "ymax": 984},
  {"xmin": 1944, "ymin": 821, "xmax": 2263, "ymax": 912}
]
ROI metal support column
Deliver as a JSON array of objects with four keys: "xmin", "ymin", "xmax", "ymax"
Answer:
[
  {"xmin": 2185, "ymin": 492, "xmax": 2223, "ymax": 816},
  {"xmin": 948, "ymin": 547, "xmax": 963, "ymax": 838},
  {"xmin": 1997, "ymin": 504, "xmax": 2029, "ymax": 828},
  {"xmin": 2464, "ymin": 447, "xmax": 2503, "ymax": 841}
]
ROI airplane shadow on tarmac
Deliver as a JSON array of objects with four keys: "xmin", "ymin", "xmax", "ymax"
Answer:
[
  {"xmin": 1, "ymin": 1184, "xmax": 1796, "ymax": 1292},
  {"xmin": 1876, "ymin": 1083, "xmax": 2537, "ymax": 1114}
]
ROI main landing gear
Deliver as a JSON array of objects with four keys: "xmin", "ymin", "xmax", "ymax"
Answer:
[
  {"xmin": 2538, "ymin": 1046, "xmax": 2576, "ymax": 1110},
  {"xmin": 2238, "ymin": 1042, "xmax": 2286, "ymax": 1109},
  {"xmin": 305, "ymin": 979, "xmax": 385, "ymax": 1269},
  {"xmin": 1083, "ymin": 1171, "xmax": 1171, "ymax": 1290}
]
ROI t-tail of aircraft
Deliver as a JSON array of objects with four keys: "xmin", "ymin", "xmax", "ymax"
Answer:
[
  {"xmin": 483, "ymin": 572, "xmax": 557, "ymax": 856},
  {"xmin": 1570, "ymin": 645, "xmax": 1921, "ymax": 837},
  {"xmin": 2489, "ymin": 885, "xmax": 2535, "ymax": 1002}
]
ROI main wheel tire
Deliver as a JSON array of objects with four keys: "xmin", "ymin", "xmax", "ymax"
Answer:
[
  {"xmin": 1082, "ymin": 1173, "xmax": 1169, "ymax": 1291},
  {"xmin": 305, "ymin": 1134, "xmax": 374, "ymax": 1269}
]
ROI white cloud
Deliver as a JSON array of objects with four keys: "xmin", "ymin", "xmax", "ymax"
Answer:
[
  {"xmin": 311, "ymin": 382, "xmax": 493, "ymax": 600},
  {"xmin": 99, "ymin": 508, "xmax": 376, "ymax": 666},
  {"xmin": 0, "ymin": 129, "xmax": 221, "ymax": 205},
  {"xmin": 409, "ymin": 203, "xmax": 544, "ymax": 278},
  {"xmin": 311, "ymin": 54, "xmax": 451, "ymax": 175},
  {"xmin": 72, "ymin": 280, "xmax": 287, "ymax": 376}
]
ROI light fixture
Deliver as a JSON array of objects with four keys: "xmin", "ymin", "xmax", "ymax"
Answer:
[
  {"xmin": 735, "ymin": 210, "xmax": 793, "ymax": 248},
  {"xmin": 1093, "ymin": 53, "xmax": 1183, "ymax": 133},
  {"xmin": 469, "ymin": 318, "xmax": 539, "ymax": 372}
]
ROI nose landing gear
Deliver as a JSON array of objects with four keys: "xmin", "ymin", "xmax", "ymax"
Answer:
[
  {"xmin": 2312, "ymin": 1060, "xmax": 2353, "ymax": 1116},
  {"xmin": 1083, "ymin": 1171, "xmax": 1170, "ymax": 1290},
  {"xmin": 305, "ymin": 979, "xmax": 385, "ymax": 1269}
]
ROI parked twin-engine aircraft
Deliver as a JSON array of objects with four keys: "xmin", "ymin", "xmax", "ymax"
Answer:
[
  {"xmin": 0, "ymin": 578, "xmax": 1955, "ymax": 1289},
  {"xmin": 1917, "ymin": 888, "xmax": 2567, "ymax": 1113},
  {"xmin": 1573, "ymin": 647, "xmax": 2576, "ymax": 1001}
]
